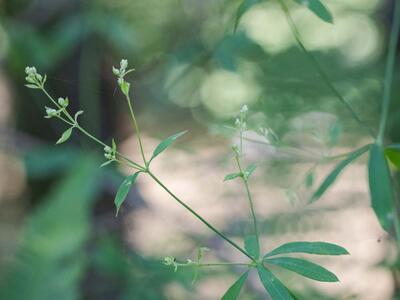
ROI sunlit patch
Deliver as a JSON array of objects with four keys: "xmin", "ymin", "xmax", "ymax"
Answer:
[
  {"xmin": 200, "ymin": 69, "xmax": 259, "ymax": 119},
  {"xmin": 241, "ymin": 4, "xmax": 294, "ymax": 54},
  {"xmin": 164, "ymin": 62, "xmax": 205, "ymax": 108}
]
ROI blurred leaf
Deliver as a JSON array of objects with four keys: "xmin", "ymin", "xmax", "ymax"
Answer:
[
  {"xmin": 244, "ymin": 235, "xmax": 260, "ymax": 259},
  {"xmin": 214, "ymin": 33, "xmax": 268, "ymax": 70},
  {"xmin": 257, "ymin": 266, "xmax": 294, "ymax": 300},
  {"xmin": 264, "ymin": 241, "xmax": 348, "ymax": 258},
  {"xmin": 221, "ymin": 271, "xmax": 249, "ymax": 300},
  {"xmin": 292, "ymin": 0, "xmax": 333, "ymax": 23},
  {"xmin": 304, "ymin": 171, "xmax": 314, "ymax": 188},
  {"xmin": 385, "ymin": 148, "xmax": 400, "ymax": 169},
  {"xmin": 0, "ymin": 157, "xmax": 99, "ymax": 300},
  {"xmin": 115, "ymin": 172, "xmax": 141, "ymax": 216},
  {"xmin": 310, "ymin": 144, "xmax": 370, "ymax": 203},
  {"xmin": 264, "ymin": 257, "xmax": 338, "ymax": 282},
  {"xmin": 150, "ymin": 131, "xmax": 188, "ymax": 162},
  {"xmin": 224, "ymin": 172, "xmax": 242, "ymax": 181},
  {"xmin": 23, "ymin": 147, "xmax": 80, "ymax": 178},
  {"xmin": 234, "ymin": 0, "xmax": 264, "ymax": 32},
  {"xmin": 368, "ymin": 144, "xmax": 395, "ymax": 232},
  {"xmin": 244, "ymin": 163, "xmax": 257, "ymax": 180},
  {"xmin": 56, "ymin": 127, "xmax": 73, "ymax": 144}
]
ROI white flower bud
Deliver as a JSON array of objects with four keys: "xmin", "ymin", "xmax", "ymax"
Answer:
[
  {"xmin": 45, "ymin": 108, "xmax": 58, "ymax": 117},
  {"xmin": 240, "ymin": 105, "xmax": 248, "ymax": 113},
  {"xmin": 235, "ymin": 118, "xmax": 241, "ymax": 128},
  {"xmin": 120, "ymin": 59, "xmax": 128, "ymax": 71},
  {"xmin": 35, "ymin": 73, "xmax": 42, "ymax": 81},
  {"xmin": 104, "ymin": 153, "xmax": 112, "ymax": 160},
  {"xmin": 25, "ymin": 75, "xmax": 36, "ymax": 84},
  {"xmin": 112, "ymin": 66, "xmax": 120, "ymax": 76},
  {"xmin": 104, "ymin": 146, "xmax": 112, "ymax": 153}
]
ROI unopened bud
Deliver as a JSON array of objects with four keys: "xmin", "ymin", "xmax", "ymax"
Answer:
[{"xmin": 120, "ymin": 59, "xmax": 128, "ymax": 71}]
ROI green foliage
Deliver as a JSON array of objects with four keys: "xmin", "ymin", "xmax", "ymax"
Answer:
[
  {"xmin": 244, "ymin": 235, "xmax": 260, "ymax": 259},
  {"xmin": 221, "ymin": 271, "xmax": 249, "ymax": 300},
  {"xmin": 224, "ymin": 172, "xmax": 242, "ymax": 181},
  {"xmin": 150, "ymin": 131, "xmax": 188, "ymax": 162},
  {"xmin": 264, "ymin": 257, "xmax": 339, "ymax": 282},
  {"xmin": 264, "ymin": 241, "xmax": 349, "ymax": 258},
  {"xmin": 234, "ymin": 0, "xmax": 265, "ymax": 32},
  {"xmin": 115, "ymin": 172, "xmax": 141, "ymax": 216},
  {"xmin": 56, "ymin": 127, "xmax": 74, "ymax": 144},
  {"xmin": 310, "ymin": 145, "xmax": 370, "ymax": 203},
  {"xmin": 257, "ymin": 266, "xmax": 294, "ymax": 300},
  {"xmin": 0, "ymin": 158, "xmax": 99, "ymax": 300},
  {"xmin": 368, "ymin": 144, "xmax": 395, "ymax": 232},
  {"xmin": 291, "ymin": 0, "xmax": 333, "ymax": 23}
]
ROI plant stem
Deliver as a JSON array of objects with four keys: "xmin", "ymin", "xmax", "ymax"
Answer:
[
  {"xmin": 147, "ymin": 171, "xmax": 256, "ymax": 262},
  {"xmin": 124, "ymin": 93, "xmax": 147, "ymax": 164},
  {"xmin": 377, "ymin": 0, "xmax": 400, "ymax": 145},
  {"xmin": 42, "ymin": 88, "xmax": 144, "ymax": 171},
  {"xmin": 278, "ymin": 0, "xmax": 375, "ymax": 138},
  {"xmin": 234, "ymin": 154, "xmax": 260, "ymax": 253}
]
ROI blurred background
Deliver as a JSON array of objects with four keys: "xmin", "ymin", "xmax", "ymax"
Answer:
[{"xmin": 0, "ymin": 0, "xmax": 399, "ymax": 299}]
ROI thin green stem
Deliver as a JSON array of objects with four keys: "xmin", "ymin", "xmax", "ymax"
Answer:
[
  {"xmin": 234, "ymin": 154, "xmax": 260, "ymax": 253},
  {"xmin": 147, "ymin": 171, "xmax": 256, "ymax": 262},
  {"xmin": 125, "ymin": 93, "xmax": 147, "ymax": 164},
  {"xmin": 278, "ymin": 0, "xmax": 375, "ymax": 138},
  {"xmin": 42, "ymin": 87, "xmax": 144, "ymax": 171},
  {"xmin": 377, "ymin": 0, "xmax": 400, "ymax": 144}
]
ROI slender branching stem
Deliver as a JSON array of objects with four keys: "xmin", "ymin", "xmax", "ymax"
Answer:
[
  {"xmin": 147, "ymin": 171, "xmax": 256, "ymax": 262},
  {"xmin": 234, "ymin": 154, "xmax": 260, "ymax": 252},
  {"xmin": 41, "ymin": 87, "xmax": 144, "ymax": 171},
  {"xmin": 124, "ymin": 93, "xmax": 147, "ymax": 165},
  {"xmin": 278, "ymin": 0, "xmax": 375, "ymax": 138},
  {"xmin": 377, "ymin": 0, "xmax": 400, "ymax": 145}
]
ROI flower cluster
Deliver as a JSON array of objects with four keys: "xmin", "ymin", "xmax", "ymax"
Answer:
[
  {"xmin": 112, "ymin": 59, "xmax": 135, "ymax": 97},
  {"xmin": 25, "ymin": 66, "xmax": 46, "ymax": 89}
]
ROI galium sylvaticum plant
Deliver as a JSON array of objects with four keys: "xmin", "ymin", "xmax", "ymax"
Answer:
[
  {"xmin": 24, "ymin": 60, "xmax": 348, "ymax": 298},
  {"xmin": 24, "ymin": 0, "xmax": 400, "ymax": 298}
]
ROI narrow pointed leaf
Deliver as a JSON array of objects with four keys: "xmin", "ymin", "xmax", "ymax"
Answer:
[
  {"xmin": 265, "ymin": 257, "xmax": 339, "ymax": 282},
  {"xmin": 234, "ymin": 0, "xmax": 264, "ymax": 32},
  {"xmin": 264, "ymin": 241, "xmax": 348, "ymax": 258},
  {"xmin": 100, "ymin": 160, "xmax": 114, "ymax": 168},
  {"xmin": 224, "ymin": 173, "xmax": 242, "ymax": 181},
  {"xmin": 368, "ymin": 144, "xmax": 395, "ymax": 232},
  {"xmin": 310, "ymin": 144, "xmax": 370, "ymax": 203},
  {"xmin": 257, "ymin": 266, "xmax": 294, "ymax": 300},
  {"xmin": 150, "ymin": 131, "xmax": 187, "ymax": 162},
  {"xmin": 25, "ymin": 84, "xmax": 40, "ymax": 89},
  {"xmin": 221, "ymin": 271, "xmax": 249, "ymax": 300},
  {"xmin": 244, "ymin": 235, "xmax": 259, "ymax": 259},
  {"xmin": 244, "ymin": 163, "xmax": 257, "ymax": 180},
  {"xmin": 115, "ymin": 172, "xmax": 140, "ymax": 216},
  {"xmin": 292, "ymin": 0, "xmax": 333, "ymax": 23},
  {"xmin": 385, "ymin": 148, "xmax": 400, "ymax": 169},
  {"xmin": 56, "ymin": 127, "xmax": 73, "ymax": 144}
]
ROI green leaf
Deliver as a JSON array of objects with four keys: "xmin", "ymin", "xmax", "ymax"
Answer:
[
  {"xmin": 264, "ymin": 257, "xmax": 339, "ymax": 282},
  {"xmin": 292, "ymin": 0, "xmax": 333, "ymax": 23},
  {"xmin": 310, "ymin": 144, "xmax": 370, "ymax": 203},
  {"xmin": 257, "ymin": 266, "xmax": 294, "ymax": 300},
  {"xmin": 56, "ymin": 127, "xmax": 73, "ymax": 144},
  {"xmin": 150, "ymin": 131, "xmax": 188, "ymax": 162},
  {"xmin": 25, "ymin": 84, "xmax": 40, "ymax": 89},
  {"xmin": 244, "ymin": 163, "xmax": 257, "ymax": 180},
  {"xmin": 264, "ymin": 241, "xmax": 348, "ymax": 258},
  {"xmin": 304, "ymin": 171, "xmax": 314, "ymax": 188},
  {"xmin": 74, "ymin": 110, "xmax": 84, "ymax": 123},
  {"xmin": 368, "ymin": 143, "xmax": 395, "ymax": 232},
  {"xmin": 224, "ymin": 172, "xmax": 242, "ymax": 181},
  {"xmin": 244, "ymin": 235, "xmax": 260, "ymax": 259},
  {"xmin": 385, "ymin": 147, "xmax": 400, "ymax": 169},
  {"xmin": 100, "ymin": 160, "xmax": 114, "ymax": 168},
  {"xmin": 221, "ymin": 271, "xmax": 249, "ymax": 300},
  {"xmin": 234, "ymin": 0, "xmax": 264, "ymax": 32},
  {"xmin": 115, "ymin": 172, "xmax": 140, "ymax": 216},
  {"xmin": 120, "ymin": 80, "xmax": 130, "ymax": 96}
]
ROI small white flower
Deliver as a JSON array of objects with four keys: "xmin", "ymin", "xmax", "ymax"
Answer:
[
  {"xmin": 235, "ymin": 118, "xmax": 241, "ymax": 128},
  {"xmin": 120, "ymin": 59, "xmax": 128, "ymax": 71},
  {"xmin": 104, "ymin": 146, "xmax": 112, "ymax": 153},
  {"xmin": 240, "ymin": 105, "xmax": 248, "ymax": 113},
  {"xmin": 112, "ymin": 66, "xmax": 120, "ymax": 76}
]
